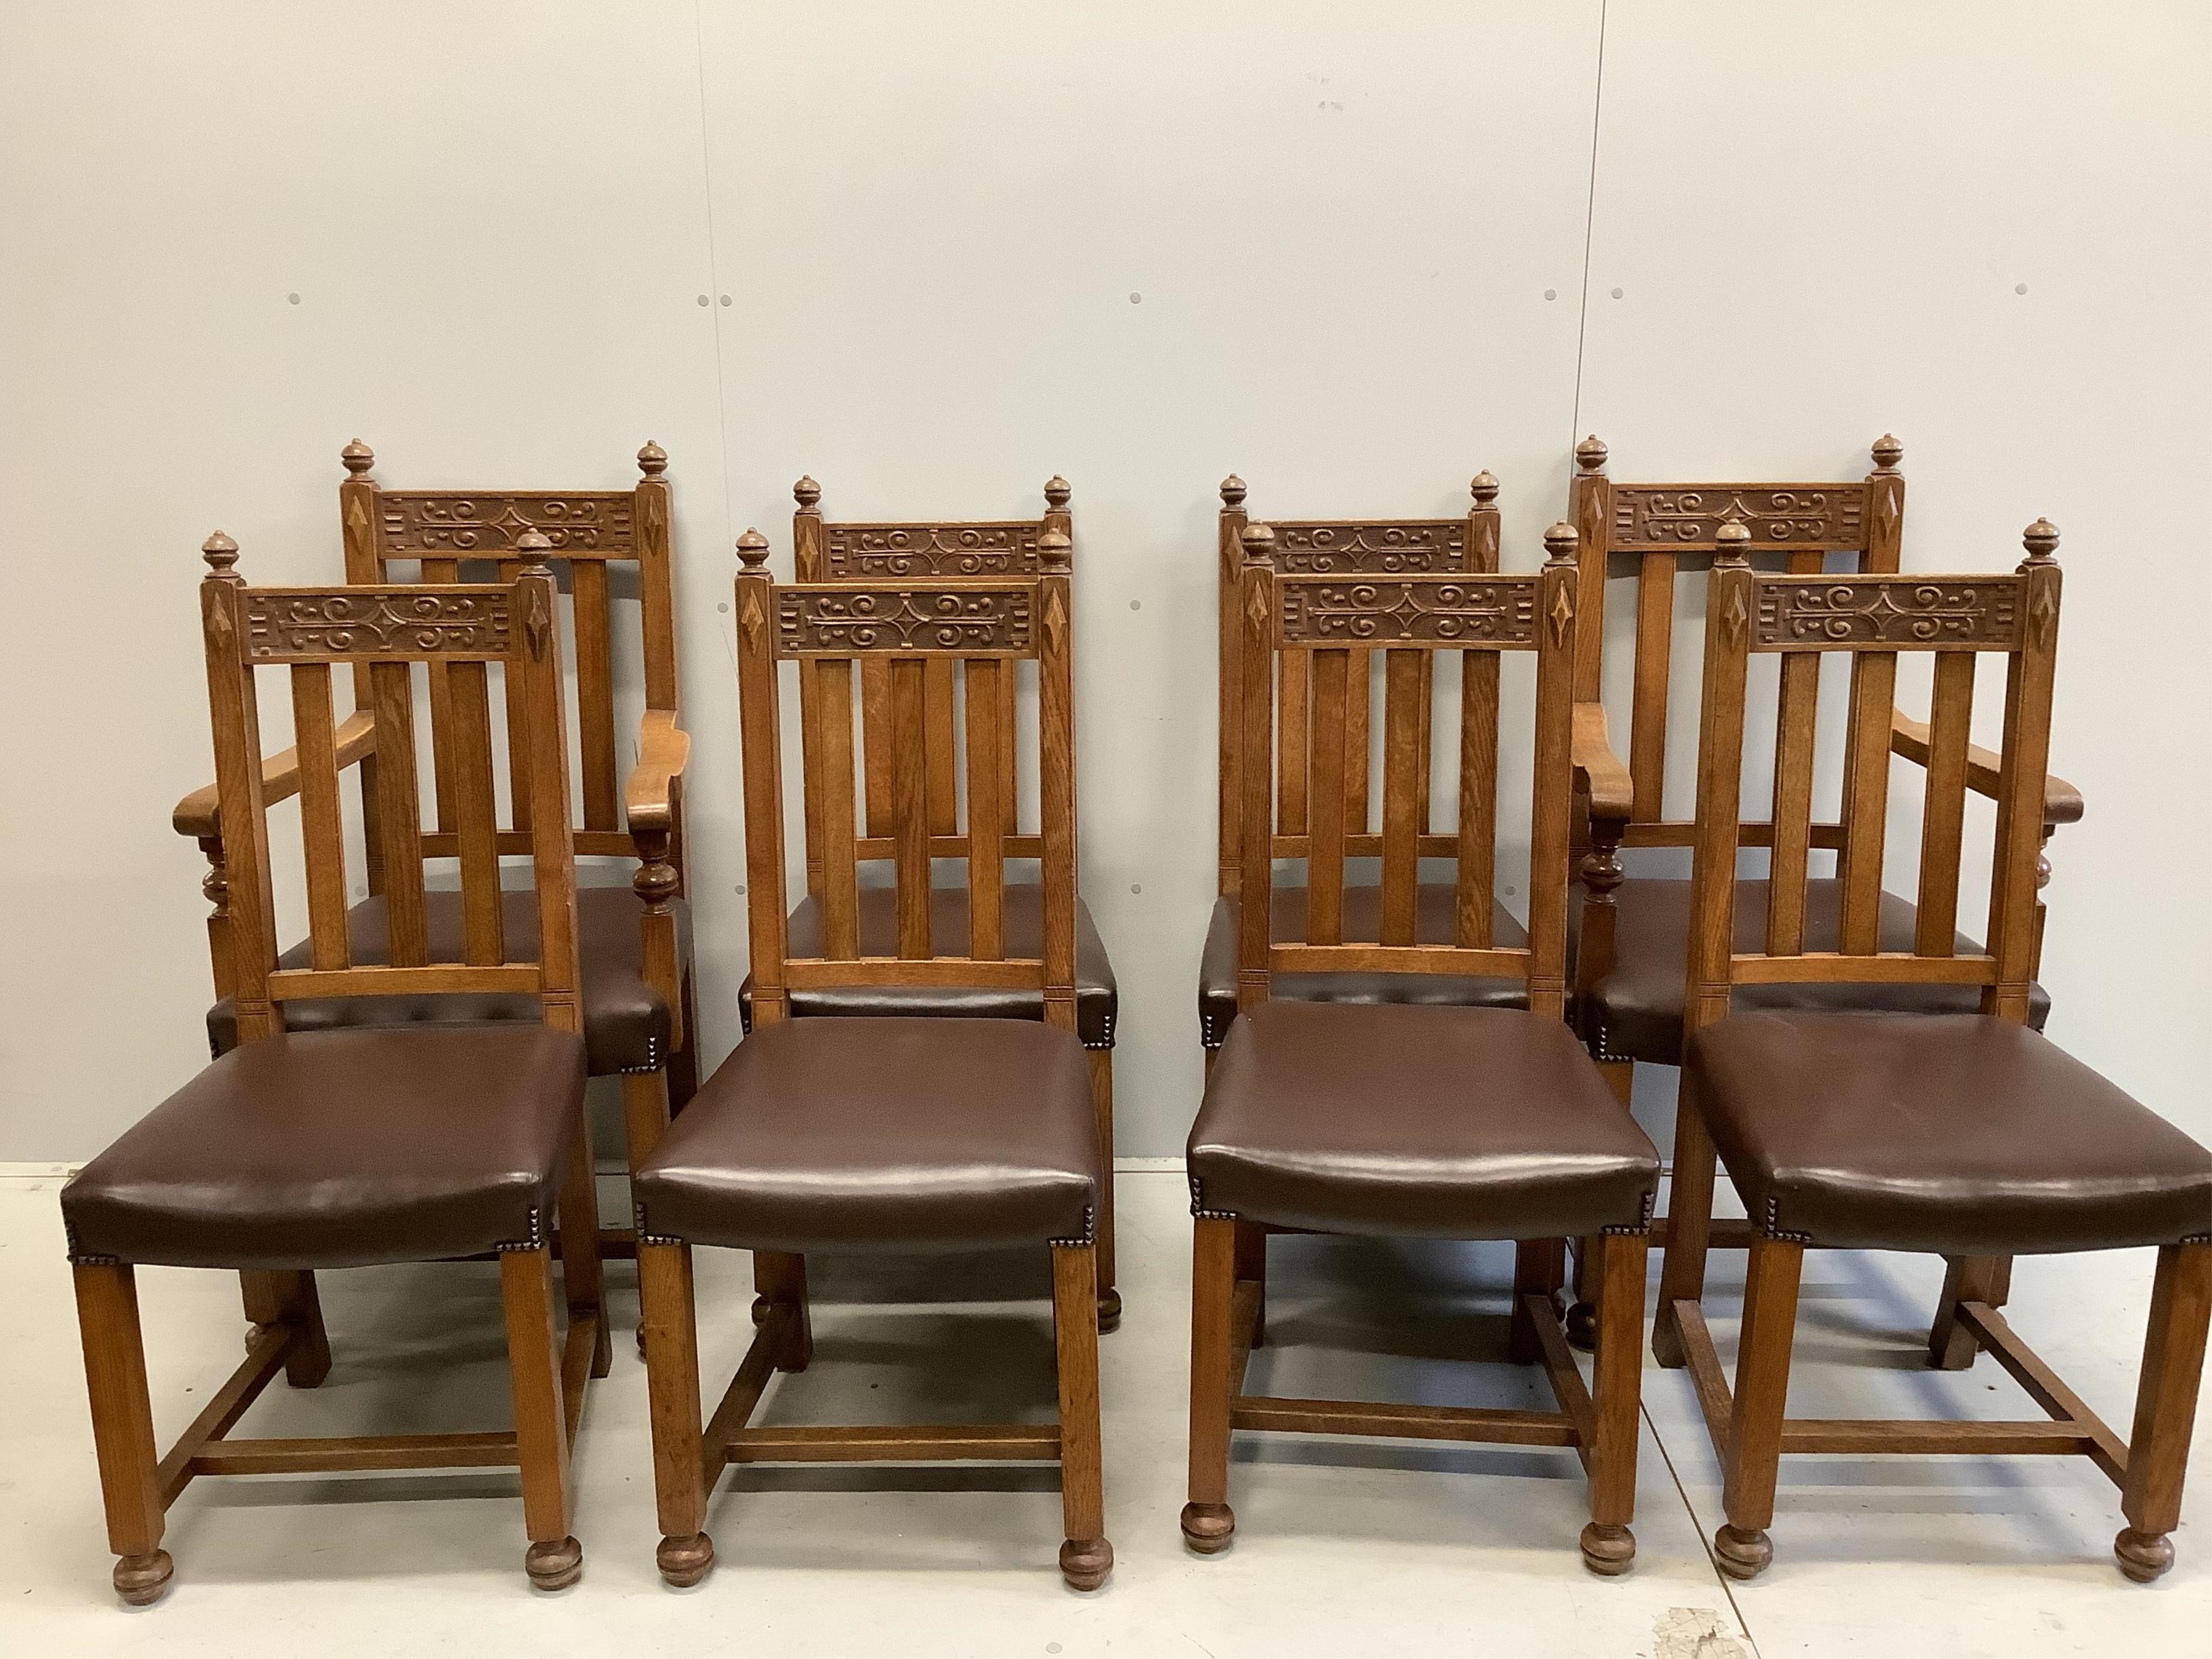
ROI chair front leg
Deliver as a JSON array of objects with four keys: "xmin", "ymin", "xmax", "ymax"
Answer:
[
  {"xmin": 1582, "ymin": 1232, "xmax": 1645, "ymax": 1575},
  {"xmin": 1715, "ymin": 1237, "xmax": 1803, "ymax": 1581},
  {"xmin": 500, "ymin": 1244, "xmax": 582, "ymax": 1591},
  {"xmin": 1182, "ymin": 1216, "xmax": 1238, "ymax": 1554},
  {"xmin": 1053, "ymin": 1244, "xmax": 1113, "ymax": 1589},
  {"xmin": 639, "ymin": 1239, "xmax": 714, "ymax": 1587},
  {"xmin": 558, "ymin": 1116, "xmax": 612, "ymax": 1378},
  {"xmin": 2117, "ymin": 1241, "xmax": 2212, "ymax": 1582},
  {"xmin": 240, "ymin": 1268, "xmax": 331, "ymax": 1387},
  {"xmin": 1088, "ymin": 1049, "xmax": 1122, "ymax": 1332},
  {"xmin": 73, "ymin": 1262, "xmax": 172, "ymax": 1606},
  {"xmin": 1653, "ymin": 1067, "xmax": 1721, "ymax": 1369}
]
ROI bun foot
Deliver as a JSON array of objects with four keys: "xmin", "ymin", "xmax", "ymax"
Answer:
[
  {"xmin": 1580, "ymin": 1522, "xmax": 1635, "ymax": 1575},
  {"xmin": 1181, "ymin": 1501, "xmax": 1236, "ymax": 1555},
  {"xmin": 2115, "ymin": 1527, "xmax": 2174, "ymax": 1583},
  {"xmin": 1060, "ymin": 1535, "xmax": 1113, "ymax": 1591},
  {"xmin": 1096, "ymin": 1288, "xmax": 1123, "ymax": 1334},
  {"xmin": 1714, "ymin": 1525, "xmax": 1772, "ymax": 1581},
  {"xmin": 113, "ymin": 1550, "xmax": 173, "ymax": 1606},
  {"xmin": 1564, "ymin": 1301, "xmax": 1600, "ymax": 1352},
  {"xmin": 525, "ymin": 1535, "xmax": 583, "ymax": 1591},
  {"xmin": 658, "ymin": 1531, "xmax": 716, "ymax": 1588}
]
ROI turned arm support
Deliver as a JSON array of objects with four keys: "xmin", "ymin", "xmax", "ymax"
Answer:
[
  {"xmin": 171, "ymin": 711, "xmax": 379, "ymax": 839},
  {"xmin": 1889, "ymin": 710, "xmax": 2084, "ymax": 831}
]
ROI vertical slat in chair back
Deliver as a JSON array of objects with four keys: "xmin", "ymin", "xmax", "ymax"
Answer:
[
  {"xmin": 1684, "ymin": 519, "xmax": 2062, "ymax": 1038},
  {"xmin": 197, "ymin": 533, "xmax": 581, "ymax": 1047},
  {"xmin": 792, "ymin": 477, "xmax": 1067, "ymax": 900},
  {"xmin": 1215, "ymin": 476, "xmax": 1502, "ymax": 896},
  {"xmin": 733, "ymin": 528, "xmax": 1078, "ymax": 1033},
  {"xmin": 1568, "ymin": 435, "xmax": 1906, "ymax": 844},
  {"xmin": 337, "ymin": 440, "xmax": 676, "ymax": 861},
  {"xmin": 1234, "ymin": 520, "xmax": 1583, "ymax": 1020}
]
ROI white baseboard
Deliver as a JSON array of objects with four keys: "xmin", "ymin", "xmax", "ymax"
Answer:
[{"xmin": 0, "ymin": 1162, "xmax": 77, "ymax": 1184}]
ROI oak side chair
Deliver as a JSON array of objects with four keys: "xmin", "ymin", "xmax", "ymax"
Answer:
[
  {"xmin": 176, "ymin": 441, "xmax": 695, "ymax": 1233},
  {"xmin": 64, "ymin": 534, "xmax": 608, "ymax": 1605},
  {"xmin": 1184, "ymin": 521, "xmax": 1661, "ymax": 1575},
  {"xmin": 736, "ymin": 475, "xmax": 1124, "ymax": 1329},
  {"xmin": 632, "ymin": 527, "xmax": 1111, "ymax": 1592},
  {"xmin": 1656, "ymin": 520, "xmax": 2212, "ymax": 1583},
  {"xmin": 1560, "ymin": 436, "xmax": 2084, "ymax": 1350}
]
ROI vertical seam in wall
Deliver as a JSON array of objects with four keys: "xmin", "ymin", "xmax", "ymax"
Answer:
[
  {"xmin": 1567, "ymin": 0, "xmax": 1610, "ymax": 446},
  {"xmin": 692, "ymin": 0, "xmax": 738, "ymax": 559}
]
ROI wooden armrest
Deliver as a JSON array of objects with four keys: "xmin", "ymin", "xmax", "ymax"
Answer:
[
  {"xmin": 1889, "ymin": 710, "xmax": 2083, "ymax": 828},
  {"xmin": 1572, "ymin": 703, "xmax": 1634, "ymax": 828},
  {"xmin": 171, "ymin": 712, "xmax": 378, "ymax": 838},
  {"xmin": 624, "ymin": 709, "xmax": 692, "ymax": 835}
]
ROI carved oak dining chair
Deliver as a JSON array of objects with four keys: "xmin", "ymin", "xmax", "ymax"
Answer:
[
  {"xmin": 632, "ymin": 528, "xmax": 1110, "ymax": 1592},
  {"xmin": 65, "ymin": 535, "xmax": 607, "ymax": 1604},
  {"xmin": 177, "ymin": 441, "xmax": 694, "ymax": 1228},
  {"xmin": 1560, "ymin": 437, "xmax": 2083, "ymax": 1349},
  {"xmin": 734, "ymin": 475, "xmax": 1123, "ymax": 1328},
  {"xmin": 1655, "ymin": 520, "xmax": 2212, "ymax": 1583},
  {"xmin": 1184, "ymin": 522, "xmax": 1660, "ymax": 1575}
]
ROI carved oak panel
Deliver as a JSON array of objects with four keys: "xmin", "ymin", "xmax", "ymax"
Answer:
[
  {"xmin": 379, "ymin": 493, "xmax": 636, "ymax": 556},
  {"xmin": 1276, "ymin": 576, "xmax": 1537, "ymax": 647},
  {"xmin": 774, "ymin": 584, "xmax": 1036, "ymax": 656},
  {"xmin": 246, "ymin": 589, "xmax": 515, "ymax": 660},
  {"xmin": 1269, "ymin": 521, "xmax": 1468, "ymax": 574},
  {"xmin": 1613, "ymin": 485, "xmax": 1867, "ymax": 549},
  {"xmin": 822, "ymin": 523, "xmax": 1042, "ymax": 578},
  {"xmin": 1753, "ymin": 578, "xmax": 2022, "ymax": 650}
]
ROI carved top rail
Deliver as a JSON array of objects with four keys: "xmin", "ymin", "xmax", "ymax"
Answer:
[
  {"xmin": 237, "ymin": 586, "xmax": 523, "ymax": 662},
  {"xmin": 1749, "ymin": 576, "xmax": 2030, "ymax": 651},
  {"xmin": 768, "ymin": 581, "xmax": 1040, "ymax": 659},
  {"xmin": 1274, "ymin": 575, "xmax": 1540, "ymax": 648}
]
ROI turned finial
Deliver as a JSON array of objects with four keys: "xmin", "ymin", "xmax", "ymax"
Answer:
[
  {"xmin": 340, "ymin": 439, "xmax": 375, "ymax": 476},
  {"xmin": 201, "ymin": 531, "xmax": 240, "ymax": 574},
  {"xmin": 1542, "ymin": 521, "xmax": 1579, "ymax": 568},
  {"xmin": 2021, "ymin": 517, "xmax": 2060, "ymax": 565},
  {"xmin": 1471, "ymin": 470, "xmax": 1500, "ymax": 505},
  {"xmin": 1040, "ymin": 528, "xmax": 1072, "ymax": 574},
  {"xmin": 1240, "ymin": 521, "xmax": 1276, "ymax": 567},
  {"xmin": 1871, "ymin": 433, "xmax": 1904, "ymax": 471},
  {"xmin": 1219, "ymin": 474, "xmax": 1247, "ymax": 508},
  {"xmin": 1575, "ymin": 435, "xmax": 1609, "ymax": 473},
  {"xmin": 793, "ymin": 476, "xmax": 820, "ymax": 510},
  {"xmin": 736, "ymin": 528, "xmax": 771, "ymax": 569},
  {"xmin": 515, "ymin": 528, "xmax": 555, "ymax": 575},
  {"xmin": 637, "ymin": 440, "xmax": 668, "ymax": 476},
  {"xmin": 1714, "ymin": 520, "xmax": 1752, "ymax": 567},
  {"xmin": 1043, "ymin": 475, "xmax": 1071, "ymax": 510}
]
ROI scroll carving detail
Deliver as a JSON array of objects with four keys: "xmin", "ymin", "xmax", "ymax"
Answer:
[
  {"xmin": 246, "ymin": 591, "xmax": 514, "ymax": 659},
  {"xmin": 1270, "ymin": 522, "xmax": 1467, "ymax": 573},
  {"xmin": 1277, "ymin": 577, "xmax": 1536, "ymax": 645},
  {"xmin": 775, "ymin": 585, "xmax": 1034, "ymax": 656},
  {"xmin": 823, "ymin": 524, "xmax": 1042, "ymax": 578},
  {"xmin": 1754, "ymin": 579, "xmax": 2021, "ymax": 648},
  {"xmin": 1613, "ymin": 487, "xmax": 1866, "ymax": 548},
  {"xmin": 380, "ymin": 494, "xmax": 635, "ymax": 555}
]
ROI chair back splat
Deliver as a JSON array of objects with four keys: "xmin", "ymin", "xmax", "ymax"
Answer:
[
  {"xmin": 199, "ymin": 531, "xmax": 582, "ymax": 1044},
  {"xmin": 733, "ymin": 525, "xmax": 1078, "ymax": 1031},
  {"xmin": 1234, "ymin": 518, "xmax": 1581, "ymax": 1019}
]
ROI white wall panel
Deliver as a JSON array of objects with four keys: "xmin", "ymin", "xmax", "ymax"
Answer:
[
  {"xmin": 1575, "ymin": 0, "xmax": 2212, "ymax": 1125},
  {"xmin": 696, "ymin": 0, "xmax": 1604, "ymax": 1154}
]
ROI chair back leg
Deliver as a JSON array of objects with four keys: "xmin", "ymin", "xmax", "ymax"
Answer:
[
  {"xmin": 72, "ymin": 1262, "xmax": 173, "ymax": 1605},
  {"xmin": 1053, "ymin": 1244, "xmax": 1112, "ymax": 1589},
  {"xmin": 2117, "ymin": 1242, "xmax": 2212, "ymax": 1582},
  {"xmin": 1087, "ymin": 1050, "xmax": 1122, "ymax": 1332},
  {"xmin": 500, "ymin": 1244, "xmax": 582, "ymax": 1590},
  {"xmin": 558, "ymin": 1119, "xmax": 611, "ymax": 1379},
  {"xmin": 240, "ymin": 1268, "xmax": 331, "ymax": 1387},
  {"xmin": 1653, "ymin": 1068, "xmax": 1723, "ymax": 1368},
  {"xmin": 752, "ymin": 1250, "xmax": 813, "ymax": 1371},
  {"xmin": 1927, "ymin": 1253, "xmax": 2011, "ymax": 1370}
]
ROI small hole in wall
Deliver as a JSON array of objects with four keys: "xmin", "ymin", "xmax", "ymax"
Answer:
[
  {"xmin": 1544, "ymin": 288, "xmax": 1557, "ymax": 301},
  {"xmin": 2015, "ymin": 282, "xmax": 2028, "ymax": 295},
  {"xmin": 1129, "ymin": 599, "xmax": 1141, "ymax": 611},
  {"xmin": 1128, "ymin": 292, "xmax": 1142, "ymax": 305},
  {"xmin": 1130, "ymin": 884, "xmax": 1142, "ymax": 895},
  {"xmin": 287, "ymin": 293, "xmax": 301, "ymax": 305},
  {"xmin": 1504, "ymin": 886, "xmax": 1518, "ymax": 897},
  {"xmin": 696, "ymin": 295, "xmax": 709, "ymax": 307},
  {"xmin": 734, "ymin": 885, "xmax": 746, "ymax": 895},
  {"xmin": 718, "ymin": 601, "xmax": 729, "ymax": 612}
]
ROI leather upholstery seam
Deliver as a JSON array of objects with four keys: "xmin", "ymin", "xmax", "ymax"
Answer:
[
  {"xmin": 1761, "ymin": 1196, "xmax": 1815, "ymax": 1245},
  {"xmin": 1601, "ymin": 1188, "xmax": 1660, "ymax": 1236},
  {"xmin": 494, "ymin": 1206, "xmax": 547, "ymax": 1253},
  {"xmin": 1187, "ymin": 1172, "xmax": 1239, "ymax": 1221},
  {"xmin": 1048, "ymin": 1205, "xmax": 1097, "ymax": 1249},
  {"xmin": 62, "ymin": 1217, "xmax": 122, "ymax": 1266}
]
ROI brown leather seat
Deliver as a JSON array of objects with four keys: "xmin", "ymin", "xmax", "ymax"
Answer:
[
  {"xmin": 62, "ymin": 1026, "xmax": 588, "ymax": 1270},
  {"xmin": 1572, "ymin": 878, "xmax": 2051, "ymax": 1065},
  {"xmin": 207, "ymin": 886, "xmax": 687, "ymax": 1076},
  {"xmin": 634, "ymin": 1017, "xmax": 1100, "ymax": 1255},
  {"xmin": 1197, "ymin": 885, "xmax": 1529, "ymax": 1049},
  {"xmin": 739, "ymin": 885, "xmax": 1117, "ymax": 1049},
  {"xmin": 1687, "ymin": 1011, "xmax": 2212, "ymax": 1255},
  {"xmin": 1188, "ymin": 1002, "xmax": 1659, "ymax": 1238}
]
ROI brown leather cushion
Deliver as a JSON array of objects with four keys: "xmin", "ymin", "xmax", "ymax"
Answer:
[
  {"xmin": 634, "ymin": 1017, "xmax": 1099, "ymax": 1254},
  {"xmin": 739, "ymin": 885, "xmax": 1116, "ymax": 1049},
  {"xmin": 1572, "ymin": 877, "xmax": 2051, "ymax": 1065},
  {"xmin": 1188, "ymin": 1002, "xmax": 1658, "ymax": 1239},
  {"xmin": 1687, "ymin": 1011, "xmax": 2212, "ymax": 1254},
  {"xmin": 1197, "ymin": 885, "xmax": 1530, "ymax": 1049},
  {"xmin": 63, "ymin": 1026, "xmax": 587, "ymax": 1270},
  {"xmin": 208, "ymin": 886, "xmax": 687, "ymax": 1076}
]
